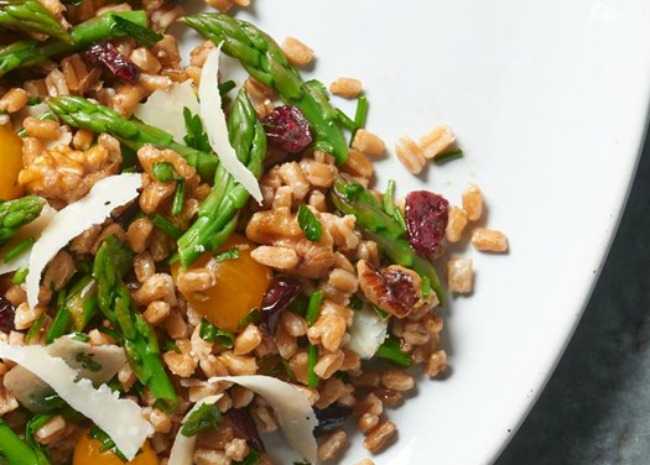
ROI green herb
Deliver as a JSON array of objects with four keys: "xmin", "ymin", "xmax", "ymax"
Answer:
[
  {"xmin": 297, "ymin": 205, "xmax": 322, "ymax": 242},
  {"xmin": 11, "ymin": 267, "xmax": 28, "ymax": 284},
  {"xmin": 307, "ymin": 344, "xmax": 319, "ymax": 389},
  {"xmin": 75, "ymin": 352, "xmax": 102, "ymax": 372},
  {"xmin": 234, "ymin": 450, "xmax": 260, "ymax": 465},
  {"xmin": 199, "ymin": 319, "xmax": 234, "ymax": 348},
  {"xmin": 183, "ymin": 107, "xmax": 211, "ymax": 152},
  {"xmin": 71, "ymin": 332, "xmax": 90, "ymax": 342},
  {"xmin": 382, "ymin": 180, "xmax": 407, "ymax": 233},
  {"xmin": 287, "ymin": 293, "xmax": 308, "ymax": 316},
  {"xmin": 27, "ymin": 96, "xmax": 42, "ymax": 106},
  {"xmin": 151, "ymin": 214, "xmax": 183, "ymax": 240},
  {"xmin": 89, "ymin": 426, "xmax": 126, "ymax": 461},
  {"xmin": 238, "ymin": 309, "xmax": 261, "ymax": 329},
  {"xmin": 432, "ymin": 148, "xmax": 463, "ymax": 165},
  {"xmin": 376, "ymin": 337, "xmax": 412, "ymax": 367},
  {"xmin": 373, "ymin": 305, "xmax": 389, "ymax": 321},
  {"xmin": 214, "ymin": 247, "xmax": 240, "ymax": 262},
  {"xmin": 305, "ymin": 290, "xmax": 323, "ymax": 326},
  {"xmin": 162, "ymin": 338, "xmax": 180, "ymax": 353},
  {"xmin": 354, "ymin": 94, "xmax": 369, "ymax": 130},
  {"xmin": 152, "ymin": 161, "xmax": 176, "ymax": 182},
  {"xmin": 111, "ymin": 14, "xmax": 162, "ymax": 47},
  {"xmin": 335, "ymin": 108, "xmax": 357, "ymax": 131},
  {"xmin": 25, "ymin": 314, "xmax": 45, "ymax": 344},
  {"xmin": 172, "ymin": 179, "xmax": 185, "ymax": 216},
  {"xmin": 348, "ymin": 295, "xmax": 363, "ymax": 310},
  {"xmin": 181, "ymin": 403, "xmax": 221, "ymax": 437},
  {"xmin": 218, "ymin": 80, "xmax": 236, "ymax": 97},
  {"xmin": 3, "ymin": 236, "xmax": 35, "ymax": 264}
]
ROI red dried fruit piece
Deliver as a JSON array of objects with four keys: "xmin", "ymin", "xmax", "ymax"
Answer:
[
  {"xmin": 260, "ymin": 276, "xmax": 302, "ymax": 333},
  {"xmin": 405, "ymin": 191, "xmax": 449, "ymax": 260},
  {"xmin": 357, "ymin": 260, "xmax": 422, "ymax": 318},
  {"xmin": 0, "ymin": 296, "xmax": 15, "ymax": 333},
  {"xmin": 262, "ymin": 105, "xmax": 313, "ymax": 153},
  {"xmin": 84, "ymin": 42, "xmax": 139, "ymax": 84}
]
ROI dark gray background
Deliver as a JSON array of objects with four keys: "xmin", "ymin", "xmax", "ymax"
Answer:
[{"xmin": 494, "ymin": 134, "xmax": 650, "ymax": 465}]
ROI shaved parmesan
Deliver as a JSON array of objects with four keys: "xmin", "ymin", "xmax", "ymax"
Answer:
[
  {"xmin": 168, "ymin": 395, "xmax": 223, "ymax": 465},
  {"xmin": 0, "ymin": 203, "xmax": 56, "ymax": 276},
  {"xmin": 26, "ymin": 174, "xmax": 142, "ymax": 309},
  {"xmin": 4, "ymin": 336, "xmax": 126, "ymax": 412},
  {"xmin": 208, "ymin": 376, "xmax": 318, "ymax": 464},
  {"xmin": 134, "ymin": 80, "xmax": 199, "ymax": 143},
  {"xmin": 345, "ymin": 306, "xmax": 388, "ymax": 359},
  {"xmin": 0, "ymin": 343, "xmax": 152, "ymax": 459},
  {"xmin": 199, "ymin": 46, "xmax": 262, "ymax": 203}
]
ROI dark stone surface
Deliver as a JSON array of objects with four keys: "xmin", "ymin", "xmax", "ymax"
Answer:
[{"xmin": 495, "ymin": 134, "xmax": 650, "ymax": 465}]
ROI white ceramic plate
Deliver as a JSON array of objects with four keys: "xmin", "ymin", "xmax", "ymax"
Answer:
[{"xmin": 179, "ymin": 1, "xmax": 650, "ymax": 464}]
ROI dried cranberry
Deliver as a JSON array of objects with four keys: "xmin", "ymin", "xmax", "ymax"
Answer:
[
  {"xmin": 262, "ymin": 106, "xmax": 312, "ymax": 153},
  {"xmin": 227, "ymin": 408, "xmax": 265, "ymax": 452},
  {"xmin": 84, "ymin": 42, "xmax": 139, "ymax": 84},
  {"xmin": 260, "ymin": 277, "xmax": 302, "ymax": 333},
  {"xmin": 405, "ymin": 191, "xmax": 449, "ymax": 260},
  {"xmin": 313, "ymin": 405, "xmax": 353, "ymax": 436},
  {"xmin": 0, "ymin": 296, "xmax": 15, "ymax": 333}
]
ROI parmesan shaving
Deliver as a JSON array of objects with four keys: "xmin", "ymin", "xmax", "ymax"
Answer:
[
  {"xmin": 0, "ymin": 203, "xmax": 56, "ymax": 276},
  {"xmin": 134, "ymin": 80, "xmax": 199, "ymax": 143},
  {"xmin": 4, "ymin": 336, "xmax": 126, "ymax": 412},
  {"xmin": 208, "ymin": 376, "xmax": 318, "ymax": 464},
  {"xmin": 199, "ymin": 46, "xmax": 263, "ymax": 203},
  {"xmin": 0, "ymin": 343, "xmax": 152, "ymax": 459},
  {"xmin": 345, "ymin": 306, "xmax": 388, "ymax": 359},
  {"xmin": 26, "ymin": 174, "xmax": 142, "ymax": 309},
  {"xmin": 168, "ymin": 395, "xmax": 223, "ymax": 465}
]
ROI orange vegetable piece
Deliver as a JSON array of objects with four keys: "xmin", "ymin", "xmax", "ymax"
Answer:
[
  {"xmin": 0, "ymin": 124, "xmax": 24, "ymax": 200},
  {"xmin": 172, "ymin": 234, "xmax": 271, "ymax": 332},
  {"xmin": 73, "ymin": 430, "xmax": 158, "ymax": 465}
]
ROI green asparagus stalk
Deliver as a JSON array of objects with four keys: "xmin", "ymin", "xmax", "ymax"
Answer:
[
  {"xmin": 48, "ymin": 96, "xmax": 218, "ymax": 180},
  {"xmin": 0, "ymin": 420, "xmax": 48, "ymax": 465},
  {"xmin": 183, "ymin": 13, "xmax": 349, "ymax": 164},
  {"xmin": 0, "ymin": 10, "xmax": 155, "ymax": 77},
  {"xmin": 46, "ymin": 274, "xmax": 97, "ymax": 344},
  {"xmin": 0, "ymin": 0, "xmax": 69, "ymax": 42},
  {"xmin": 330, "ymin": 178, "xmax": 445, "ymax": 303},
  {"xmin": 0, "ymin": 195, "xmax": 44, "ymax": 246},
  {"xmin": 177, "ymin": 89, "xmax": 267, "ymax": 267},
  {"xmin": 93, "ymin": 236, "xmax": 177, "ymax": 407}
]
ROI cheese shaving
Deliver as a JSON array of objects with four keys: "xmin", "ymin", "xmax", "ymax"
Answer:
[
  {"xmin": 0, "ymin": 203, "xmax": 56, "ymax": 276},
  {"xmin": 208, "ymin": 375, "xmax": 318, "ymax": 464},
  {"xmin": 345, "ymin": 306, "xmax": 388, "ymax": 359},
  {"xmin": 134, "ymin": 80, "xmax": 200, "ymax": 143},
  {"xmin": 168, "ymin": 395, "xmax": 223, "ymax": 465},
  {"xmin": 0, "ymin": 343, "xmax": 152, "ymax": 459},
  {"xmin": 26, "ymin": 174, "xmax": 142, "ymax": 309},
  {"xmin": 199, "ymin": 46, "xmax": 262, "ymax": 203}
]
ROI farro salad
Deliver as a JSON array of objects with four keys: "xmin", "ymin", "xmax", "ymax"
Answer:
[{"xmin": 0, "ymin": 1, "xmax": 508, "ymax": 465}]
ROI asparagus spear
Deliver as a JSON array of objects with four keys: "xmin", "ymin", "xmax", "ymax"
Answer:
[
  {"xmin": 177, "ymin": 89, "xmax": 266, "ymax": 267},
  {"xmin": 0, "ymin": 10, "xmax": 156, "ymax": 77},
  {"xmin": 0, "ymin": 0, "xmax": 69, "ymax": 42},
  {"xmin": 0, "ymin": 195, "xmax": 44, "ymax": 246},
  {"xmin": 0, "ymin": 420, "xmax": 48, "ymax": 465},
  {"xmin": 93, "ymin": 235, "xmax": 177, "ymax": 407},
  {"xmin": 46, "ymin": 274, "xmax": 97, "ymax": 344},
  {"xmin": 330, "ymin": 178, "xmax": 445, "ymax": 303},
  {"xmin": 183, "ymin": 13, "xmax": 349, "ymax": 164},
  {"xmin": 48, "ymin": 96, "xmax": 218, "ymax": 180}
]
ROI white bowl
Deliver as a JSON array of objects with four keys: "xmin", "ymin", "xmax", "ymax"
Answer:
[{"xmin": 179, "ymin": 1, "xmax": 650, "ymax": 463}]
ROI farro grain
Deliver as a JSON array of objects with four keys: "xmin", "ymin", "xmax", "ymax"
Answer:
[
  {"xmin": 363, "ymin": 421, "xmax": 396, "ymax": 454},
  {"xmin": 462, "ymin": 184, "xmax": 483, "ymax": 221},
  {"xmin": 395, "ymin": 136, "xmax": 426, "ymax": 174},
  {"xmin": 329, "ymin": 77, "xmax": 363, "ymax": 98},
  {"xmin": 471, "ymin": 228, "xmax": 508, "ymax": 253},
  {"xmin": 447, "ymin": 257, "xmax": 474, "ymax": 294},
  {"xmin": 352, "ymin": 130, "xmax": 385, "ymax": 157},
  {"xmin": 281, "ymin": 37, "xmax": 314, "ymax": 67},
  {"xmin": 318, "ymin": 430, "xmax": 348, "ymax": 461}
]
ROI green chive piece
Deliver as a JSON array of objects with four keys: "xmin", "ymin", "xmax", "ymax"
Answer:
[
  {"xmin": 335, "ymin": 108, "xmax": 357, "ymax": 131},
  {"xmin": 307, "ymin": 344, "xmax": 319, "ymax": 389},
  {"xmin": 181, "ymin": 403, "xmax": 221, "ymax": 437},
  {"xmin": 172, "ymin": 179, "xmax": 185, "ymax": 216},
  {"xmin": 152, "ymin": 161, "xmax": 176, "ymax": 182},
  {"xmin": 376, "ymin": 337, "xmax": 412, "ymax": 367},
  {"xmin": 12, "ymin": 267, "xmax": 28, "ymax": 284},
  {"xmin": 432, "ymin": 148, "xmax": 463, "ymax": 165},
  {"xmin": 382, "ymin": 180, "xmax": 407, "ymax": 233},
  {"xmin": 3, "ymin": 236, "xmax": 35, "ymax": 263},
  {"xmin": 151, "ymin": 214, "xmax": 183, "ymax": 240},
  {"xmin": 213, "ymin": 247, "xmax": 240, "ymax": 262},
  {"xmin": 297, "ymin": 205, "xmax": 322, "ymax": 242},
  {"xmin": 218, "ymin": 80, "xmax": 236, "ymax": 97},
  {"xmin": 25, "ymin": 314, "xmax": 46, "ymax": 344},
  {"xmin": 199, "ymin": 319, "xmax": 234, "ymax": 348},
  {"xmin": 354, "ymin": 95, "xmax": 369, "ymax": 129},
  {"xmin": 234, "ymin": 449, "xmax": 261, "ymax": 465},
  {"xmin": 306, "ymin": 290, "xmax": 324, "ymax": 326}
]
